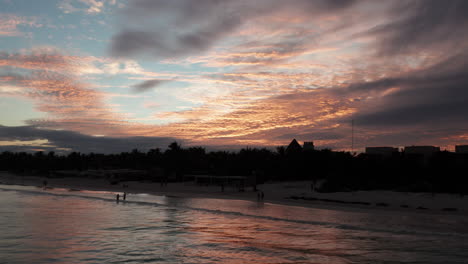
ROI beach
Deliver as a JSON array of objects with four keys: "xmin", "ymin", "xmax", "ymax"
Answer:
[{"xmin": 1, "ymin": 171, "xmax": 467, "ymax": 215}]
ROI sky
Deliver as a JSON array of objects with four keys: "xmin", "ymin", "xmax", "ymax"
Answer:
[{"xmin": 1, "ymin": 0, "xmax": 468, "ymax": 153}]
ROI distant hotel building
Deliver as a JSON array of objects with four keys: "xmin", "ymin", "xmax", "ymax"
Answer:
[
  {"xmin": 404, "ymin": 146, "xmax": 440, "ymax": 157},
  {"xmin": 303, "ymin": 141, "xmax": 315, "ymax": 151},
  {"xmin": 365, "ymin": 147, "xmax": 398, "ymax": 157},
  {"xmin": 286, "ymin": 139, "xmax": 302, "ymax": 154},
  {"xmin": 286, "ymin": 139, "xmax": 315, "ymax": 153},
  {"xmin": 455, "ymin": 145, "xmax": 468, "ymax": 154}
]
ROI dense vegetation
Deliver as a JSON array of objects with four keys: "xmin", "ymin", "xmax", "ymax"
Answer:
[{"xmin": 1, "ymin": 142, "xmax": 467, "ymax": 194}]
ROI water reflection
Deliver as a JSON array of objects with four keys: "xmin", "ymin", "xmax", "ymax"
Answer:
[
  {"xmin": 22, "ymin": 193, "xmax": 119, "ymax": 263},
  {"xmin": 0, "ymin": 185, "xmax": 467, "ymax": 263}
]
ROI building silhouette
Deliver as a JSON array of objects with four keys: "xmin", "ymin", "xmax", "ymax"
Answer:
[
  {"xmin": 455, "ymin": 145, "xmax": 468, "ymax": 154},
  {"xmin": 303, "ymin": 141, "xmax": 315, "ymax": 151},
  {"xmin": 404, "ymin": 146, "xmax": 440, "ymax": 158},
  {"xmin": 286, "ymin": 139, "xmax": 302, "ymax": 154},
  {"xmin": 365, "ymin": 147, "xmax": 398, "ymax": 157}
]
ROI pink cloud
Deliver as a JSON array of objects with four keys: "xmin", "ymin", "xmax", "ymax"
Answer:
[{"xmin": 0, "ymin": 14, "xmax": 41, "ymax": 37}]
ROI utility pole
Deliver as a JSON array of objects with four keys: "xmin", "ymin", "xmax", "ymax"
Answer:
[{"xmin": 351, "ymin": 119, "xmax": 354, "ymax": 154}]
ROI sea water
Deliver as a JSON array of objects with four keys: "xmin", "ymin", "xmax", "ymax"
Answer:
[{"xmin": 0, "ymin": 184, "xmax": 467, "ymax": 264}]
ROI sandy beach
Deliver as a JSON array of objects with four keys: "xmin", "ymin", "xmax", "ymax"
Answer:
[{"xmin": 1, "ymin": 171, "xmax": 467, "ymax": 215}]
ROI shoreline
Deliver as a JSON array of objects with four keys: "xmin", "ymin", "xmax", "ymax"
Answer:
[{"xmin": 1, "ymin": 171, "xmax": 467, "ymax": 216}]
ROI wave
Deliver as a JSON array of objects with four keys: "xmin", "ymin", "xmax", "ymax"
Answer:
[{"xmin": 1, "ymin": 184, "xmax": 466, "ymax": 239}]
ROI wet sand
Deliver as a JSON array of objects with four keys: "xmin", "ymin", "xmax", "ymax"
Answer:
[{"xmin": 1, "ymin": 171, "xmax": 467, "ymax": 214}]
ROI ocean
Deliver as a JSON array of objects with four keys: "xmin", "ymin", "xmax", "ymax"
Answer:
[{"xmin": 0, "ymin": 184, "xmax": 467, "ymax": 263}]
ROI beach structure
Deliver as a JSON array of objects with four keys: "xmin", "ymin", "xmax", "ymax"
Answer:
[
  {"xmin": 365, "ymin": 147, "xmax": 398, "ymax": 157},
  {"xmin": 303, "ymin": 141, "xmax": 315, "ymax": 151},
  {"xmin": 51, "ymin": 169, "xmax": 149, "ymax": 180},
  {"xmin": 286, "ymin": 139, "xmax": 302, "ymax": 154},
  {"xmin": 191, "ymin": 175, "xmax": 247, "ymax": 185},
  {"xmin": 184, "ymin": 175, "xmax": 249, "ymax": 191},
  {"xmin": 455, "ymin": 145, "xmax": 468, "ymax": 154},
  {"xmin": 404, "ymin": 146, "xmax": 440, "ymax": 158}
]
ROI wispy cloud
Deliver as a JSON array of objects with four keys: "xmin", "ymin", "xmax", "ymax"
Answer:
[
  {"xmin": 58, "ymin": 0, "xmax": 119, "ymax": 14},
  {"xmin": 363, "ymin": 0, "xmax": 468, "ymax": 56},
  {"xmin": 0, "ymin": 48, "xmax": 157, "ymax": 76},
  {"xmin": 0, "ymin": 14, "xmax": 41, "ymax": 37},
  {"xmin": 0, "ymin": 49, "xmax": 130, "ymax": 136},
  {"xmin": 110, "ymin": 0, "xmax": 358, "ymax": 59}
]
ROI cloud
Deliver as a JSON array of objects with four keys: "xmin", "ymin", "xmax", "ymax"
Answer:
[
  {"xmin": 0, "ymin": 14, "xmax": 41, "ymax": 37},
  {"xmin": 0, "ymin": 49, "xmax": 130, "ymax": 136},
  {"xmin": 364, "ymin": 0, "xmax": 468, "ymax": 56},
  {"xmin": 58, "ymin": 0, "xmax": 118, "ymax": 14},
  {"xmin": 56, "ymin": 2, "xmax": 468, "ymax": 151},
  {"xmin": 0, "ymin": 71, "xmax": 121, "ymax": 132},
  {"xmin": 0, "ymin": 125, "xmax": 180, "ymax": 153},
  {"xmin": 132, "ymin": 79, "xmax": 170, "ymax": 93},
  {"xmin": 109, "ymin": 0, "xmax": 357, "ymax": 59},
  {"xmin": 0, "ymin": 49, "xmax": 102, "ymax": 74},
  {"xmin": 149, "ymin": 45, "xmax": 468, "ymax": 150},
  {"xmin": 0, "ymin": 48, "xmax": 179, "ymax": 140},
  {"xmin": 0, "ymin": 48, "xmax": 157, "ymax": 77},
  {"xmin": 349, "ymin": 51, "xmax": 468, "ymax": 129},
  {"xmin": 4, "ymin": 1, "xmax": 468, "ymax": 153}
]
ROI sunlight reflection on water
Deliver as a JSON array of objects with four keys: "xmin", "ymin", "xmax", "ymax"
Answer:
[{"xmin": 0, "ymin": 185, "xmax": 467, "ymax": 263}]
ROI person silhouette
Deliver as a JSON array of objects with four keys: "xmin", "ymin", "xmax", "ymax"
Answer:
[
  {"xmin": 116, "ymin": 194, "xmax": 120, "ymax": 203},
  {"xmin": 123, "ymin": 192, "xmax": 126, "ymax": 201},
  {"xmin": 257, "ymin": 190, "xmax": 262, "ymax": 201}
]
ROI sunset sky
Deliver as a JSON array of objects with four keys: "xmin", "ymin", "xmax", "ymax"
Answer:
[{"xmin": 1, "ymin": 0, "xmax": 468, "ymax": 153}]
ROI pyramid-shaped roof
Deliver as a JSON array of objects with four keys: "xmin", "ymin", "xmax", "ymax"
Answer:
[{"xmin": 286, "ymin": 139, "xmax": 302, "ymax": 153}]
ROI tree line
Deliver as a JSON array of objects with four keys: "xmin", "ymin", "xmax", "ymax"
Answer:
[{"xmin": 1, "ymin": 142, "xmax": 467, "ymax": 194}]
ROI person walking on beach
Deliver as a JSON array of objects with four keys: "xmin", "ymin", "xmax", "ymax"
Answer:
[
  {"xmin": 116, "ymin": 194, "xmax": 120, "ymax": 202},
  {"xmin": 257, "ymin": 190, "xmax": 264, "ymax": 201},
  {"xmin": 123, "ymin": 192, "xmax": 126, "ymax": 201},
  {"xmin": 42, "ymin": 180, "xmax": 48, "ymax": 190}
]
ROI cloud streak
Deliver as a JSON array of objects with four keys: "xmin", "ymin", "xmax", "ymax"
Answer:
[
  {"xmin": 132, "ymin": 79, "xmax": 170, "ymax": 93},
  {"xmin": 365, "ymin": 0, "xmax": 468, "ymax": 56},
  {"xmin": 0, "ymin": 125, "xmax": 179, "ymax": 153},
  {"xmin": 0, "ymin": 14, "xmax": 41, "ymax": 37},
  {"xmin": 110, "ymin": 0, "xmax": 358, "ymax": 59},
  {"xmin": 58, "ymin": 0, "xmax": 118, "ymax": 14}
]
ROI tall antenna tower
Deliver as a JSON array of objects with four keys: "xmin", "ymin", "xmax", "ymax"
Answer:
[{"xmin": 351, "ymin": 119, "xmax": 354, "ymax": 153}]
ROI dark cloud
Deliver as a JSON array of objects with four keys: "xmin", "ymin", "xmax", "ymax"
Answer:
[
  {"xmin": 132, "ymin": 79, "xmax": 170, "ymax": 93},
  {"xmin": 367, "ymin": 0, "xmax": 468, "ymax": 55},
  {"xmin": 347, "ymin": 51, "xmax": 468, "ymax": 129},
  {"xmin": 110, "ymin": 0, "xmax": 243, "ymax": 59},
  {"xmin": 206, "ymin": 73, "xmax": 252, "ymax": 83},
  {"xmin": 0, "ymin": 125, "xmax": 181, "ymax": 153},
  {"xmin": 110, "ymin": 0, "xmax": 357, "ymax": 59}
]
